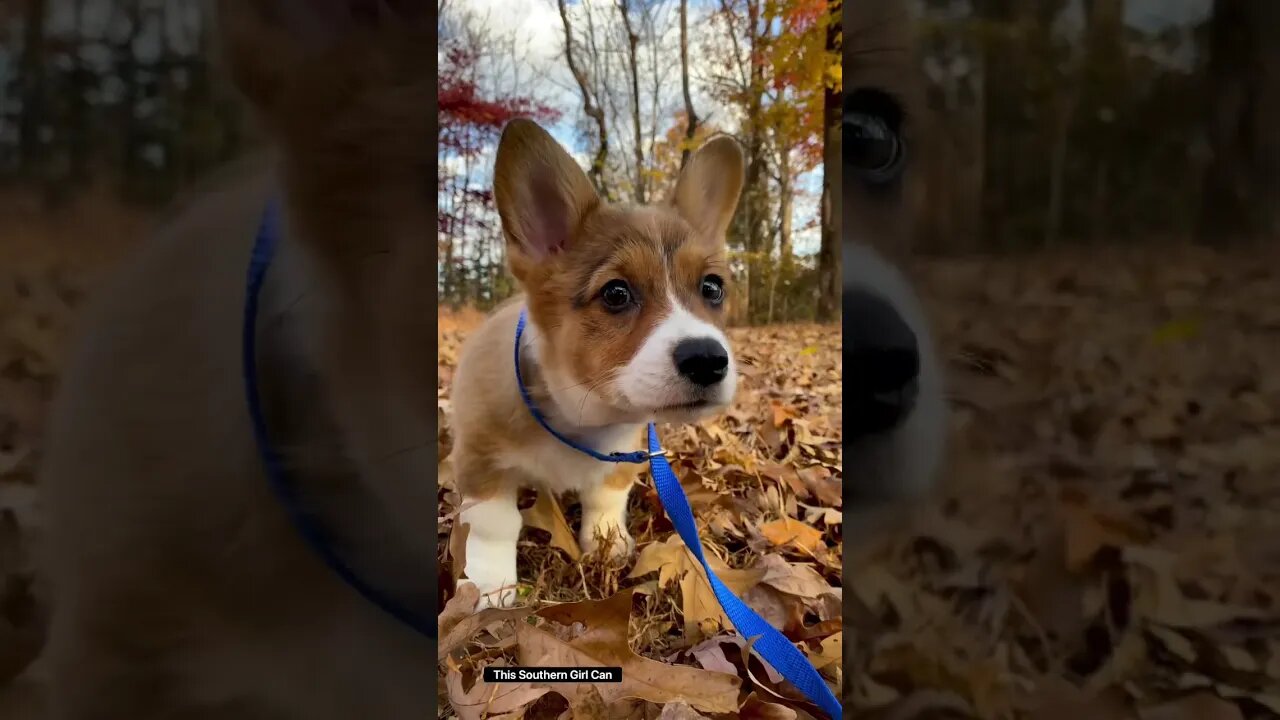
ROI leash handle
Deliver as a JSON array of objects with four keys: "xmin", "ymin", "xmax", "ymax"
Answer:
[{"xmin": 647, "ymin": 424, "xmax": 842, "ymax": 719}]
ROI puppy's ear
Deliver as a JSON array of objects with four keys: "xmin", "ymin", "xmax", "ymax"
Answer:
[
  {"xmin": 494, "ymin": 119, "xmax": 600, "ymax": 270},
  {"xmin": 670, "ymin": 135, "xmax": 745, "ymax": 245},
  {"xmin": 215, "ymin": 0, "xmax": 424, "ymax": 118}
]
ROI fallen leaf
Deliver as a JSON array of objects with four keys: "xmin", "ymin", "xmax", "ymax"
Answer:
[
  {"xmin": 800, "ymin": 503, "xmax": 841, "ymax": 526},
  {"xmin": 444, "ymin": 664, "xmax": 551, "ymax": 720},
  {"xmin": 521, "ymin": 590, "xmax": 741, "ymax": 713},
  {"xmin": 438, "ymin": 582, "xmax": 480, "ymax": 639},
  {"xmin": 1061, "ymin": 496, "xmax": 1146, "ymax": 572},
  {"xmin": 521, "ymin": 489, "xmax": 582, "ymax": 561},
  {"xmin": 739, "ymin": 691, "xmax": 800, "ymax": 719},
  {"xmin": 438, "ymin": 593, "xmax": 532, "ymax": 662},
  {"xmin": 657, "ymin": 700, "xmax": 710, "ymax": 719},
  {"xmin": 754, "ymin": 554, "xmax": 834, "ymax": 598},
  {"xmin": 688, "ymin": 637, "xmax": 739, "ymax": 675},
  {"xmin": 808, "ymin": 632, "xmax": 841, "ymax": 670},
  {"xmin": 759, "ymin": 517, "xmax": 824, "ymax": 555},
  {"xmin": 1137, "ymin": 692, "xmax": 1242, "ymax": 720}
]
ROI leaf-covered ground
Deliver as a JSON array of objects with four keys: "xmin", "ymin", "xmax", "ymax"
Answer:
[
  {"xmin": 856, "ymin": 246, "xmax": 1280, "ymax": 720},
  {"xmin": 436, "ymin": 310, "xmax": 846, "ymax": 719},
  {"xmin": 3, "ymin": 235, "xmax": 1280, "ymax": 719}
]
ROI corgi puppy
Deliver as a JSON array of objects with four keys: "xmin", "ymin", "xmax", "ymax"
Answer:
[
  {"xmin": 38, "ymin": 1, "xmax": 437, "ymax": 717},
  {"xmin": 449, "ymin": 120, "xmax": 745, "ymax": 609}
]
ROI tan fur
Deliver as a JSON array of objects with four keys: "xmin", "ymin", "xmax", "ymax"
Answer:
[
  {"xmin": 39, "ymin": 2, "xmax": 434, "ymax": 717},
  {"xmin": 449, "ymin": 121, "xmax": 744, "ymax": 607}
]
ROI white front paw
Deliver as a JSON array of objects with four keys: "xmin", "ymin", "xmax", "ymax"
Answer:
[{"xmin": 459, "ymin": 493, "xmax": 522, "ymax": 610}]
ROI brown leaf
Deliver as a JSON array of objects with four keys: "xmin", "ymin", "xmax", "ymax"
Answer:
[
  {"xmin": 1137, "ymin": 693, "xmax": 1242, "ymax": 720},
  {"xmin": 738, "ymin": 691, "xmax": 800, "ymax": 720},
  {"xmin": 800, "ymin": 503, "xmax": 841, "ymax": 526},
  {"xmin": 438, "ymin": 589, "xmax": 532, "ymax": 662},
  {"xmin": 521, "ymin": 590, "xmax": 741, "ymax": 713},
  {"xmin": 444, "ymin": 665, "xmax": 551, "ymax": 720},
  {"xmin": 761, "ymin": 464, "xmax": 811, "ymax": 499},
  {"xmin": 759, "ymin": 517, "xmax": 824, "ymax": 555},
  {"xmin": 861, "ymin": 689, "xmax": 976, "ymax": 720},
  {"xmin": 755, "ymin": 554, "xmax": 834, "ymax": 598},
  {"xmin": 657, "ymin": 700, "xmax": 710, "ymax": 719},
  {"xmin": 521, "ymin": 489, "xmax": 582, "ymax": 561},
  {"xmin": 771, "ymin": 402, "xmax": 799, "ymax": 428},
  {"xmin": 567, "ymin": 684, "xmax": 610, "ymax": 720},
  {"xmin": 1060, "ymin": 495, "xmax": 1146, "ymax": 572},
  {"xmin": 438, "ymin": 582, "xmax": 479, "ymax": 639},
  {"xmin": 739, "ymin": 584, "xmax": 806, "ymax": 636},
  {"xmin": 796, "ymin": 466, "xmax": 841, "ymax": 508},
  {"xmin": 688, "ymin": 636, "xmax": 739, "ymax": 675},
  {"xmin": 1020, "ymin": 679, "xmax": 1134, "ymax": 720},
  {"xmin": 808, "ymin": 632, "xmax": 841, "ymax": 670}
]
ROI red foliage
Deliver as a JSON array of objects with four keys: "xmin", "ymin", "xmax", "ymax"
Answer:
[
  {"xmin": 438, "ymin": 47, "xmax": 560, "ymax": 153},
  {"xmin": 438, "ymin": 42, "xmax": 560, "ymax": 294}
]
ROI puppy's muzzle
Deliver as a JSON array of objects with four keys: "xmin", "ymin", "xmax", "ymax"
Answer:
[{"xmin": 845, "ymin": 288, "xmax": 919, "ymax": 437}]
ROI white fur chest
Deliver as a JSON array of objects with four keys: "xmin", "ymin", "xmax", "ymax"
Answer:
[{"xmin": 493, "ymin": 423, "xmax": 645, "ymax": 495}]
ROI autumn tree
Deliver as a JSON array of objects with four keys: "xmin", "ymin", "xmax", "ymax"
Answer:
[
  {"xmin": 438, "ymin": 5, "xmax": 558, "ymax": 306},
  {"xmin": 703, "ymin": 0, "xmax": 838, "ymax": 324}
]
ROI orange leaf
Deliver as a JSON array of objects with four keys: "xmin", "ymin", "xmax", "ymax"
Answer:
[{"xmin": 759, "ymin": 517, "xmax": 824, "ymax": 554}]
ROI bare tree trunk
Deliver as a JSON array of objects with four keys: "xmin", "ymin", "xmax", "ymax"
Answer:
[
  {"xmin": 679, "ymin": 0, "xmax": 698, "ymax": 170},
  {"xmin": 116, "ymin": 0, "xmax": 145, "ymax": 200},
  {"xmin": 1198, "ymin": 0, "xmax": 1280, "ymax": 242},
  {"xmin": 18, "ymin": 0, "xmax": 47, "ymax": 176},
  {"xmin": 1044, "ymin": 86, "xmax": 1077, "ymax": 247},
  {"xmin": 767, "ymin": 140, "xmax": 793, "ymax": 324},
  {"xmin": 558, "ymin": 0, "xmax": 611, "ymax": 197},
  {"xmin": 777, "ymin": 147, "xmax": 794, "ymax": 265},
  {"xmin": 815, "ymin": 0, "xmax": 841, "ymax": 322},
  {"xmin": 645, "ymin": 4, "xmax": 662, "ymax": 188},
  {"xmin": 741, "ymin": 0, "xmax": 767, "ymax": 324},
  {"xmin": 617, "ymin": 0, "xmax": 646, "ymax": 203},
  {"xmin": 1079, "ymin": 0, "xmax": 1123, "ymax": 245},
  {"xmin": 65, "ymin": 0, "xmax": 91, "ymax": 187}
]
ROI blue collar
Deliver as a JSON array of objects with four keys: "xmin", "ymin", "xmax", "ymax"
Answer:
[
  {"xmin": 241, "ymin": 199, "xmax": 436, "ymax": 640},
  {"xmin": 513, "ymin": 308, "xmax": 654, "ymax": 464},
  {"xmin": 513, "ymin": 307, "xmax": 842, "ymax": 719}
]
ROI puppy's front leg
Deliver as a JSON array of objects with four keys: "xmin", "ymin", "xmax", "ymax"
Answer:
[
  {"xmin": 457, "ymin": 486, "xmax": 522, "ymax": 609},
  {"xmin": 579, "ymin": 467, "xmax": 637, "ymax": 559}
]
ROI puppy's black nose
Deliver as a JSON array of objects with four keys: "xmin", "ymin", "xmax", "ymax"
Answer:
[
  {"xmin": 673, "ymin": 337, "xmax": 729, "ymax": 387},
  {"xmin": 846, "ymin": 288, "xmax": 919, "ymax": 435}
]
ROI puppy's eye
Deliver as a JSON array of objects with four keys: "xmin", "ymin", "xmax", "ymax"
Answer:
[
  {"xmin": 845, "ymin": 111, "xmax": 903, "ymax": 183},
  {"xmin": 701, "ymin": 275, "xmax": 725, "ymax": 305},
  {"xmin": 601, "ymin": 280, "xmax": 632, "ymax": 310}
]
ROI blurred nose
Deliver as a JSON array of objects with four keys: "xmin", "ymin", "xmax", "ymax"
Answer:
[
  {"xmin": 845, "ymin": 288, "xmax": 919, "ymax": 435},
  {"xmin": 673, "ymin": 337, "xmax": 729, "ymax": 387}
]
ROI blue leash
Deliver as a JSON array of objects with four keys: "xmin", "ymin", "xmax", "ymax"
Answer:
[
  {"xmin": 242, "ymin": 199, "xmax": 437, "ymax": 639},
  {"xmin": 515, "ymin": 309, "xmax": 841, "ymax": 719}
]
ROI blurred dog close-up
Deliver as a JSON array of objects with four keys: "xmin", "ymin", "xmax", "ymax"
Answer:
[{"xmin": 35, "ymin": 1, "xmax": 437, "ymax": 717}]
